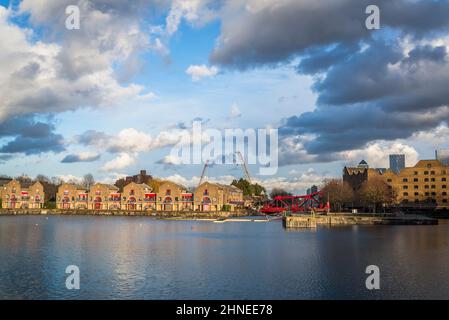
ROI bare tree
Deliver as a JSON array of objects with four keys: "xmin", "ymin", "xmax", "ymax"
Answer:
[
  {"xmin": 321, "ymin": 179, "xmax": 354, "ymax": 212},
  {"xmin": 359, "ymin": 176, "xmax": 394, "ymax": 213},
  {"xmin": 82, "ymin": 173, "xmax": 95, "ymax": 189},
  {"xmin": 36, "ymin": 174, "xmax": 50, "ymax": 183}
]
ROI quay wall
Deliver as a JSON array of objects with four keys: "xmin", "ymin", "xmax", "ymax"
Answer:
[
  {"xmin": 284, "ymin": 214, "xmax": 438, "ymax": 228},
  {"xmin": 0, "ymin": 208, "xmax": 246, "ymax": 219}
]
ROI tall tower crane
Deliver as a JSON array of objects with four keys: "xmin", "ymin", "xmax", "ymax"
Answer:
[
  {"xmin": 197, "ymin": 160, "xmax": 209, "ymax": 188},
  {"xmin": 236, "ymin": 151, "xmax": 252, "ymax": 184},
  {"xmin": 196, "ymin": 152, "xmax": 252, "ymax": 188}
]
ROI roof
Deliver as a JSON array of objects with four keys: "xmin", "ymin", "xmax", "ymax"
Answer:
[
  {"xmin": 359, "ymin": 160, "xmax": 368, "ymax": 165},
  {"xmin": 414, "ymin": 159, "xmax": 445, "ymax": 168},
  {"xmin": 93, "ymin": 183, "xmax": 119, "ymax": 191},
  {"xmin": 0, "ymin": 177, "xmax": 12, "ymax": 187},
  {"xmin": 160, "ymin": 180, "xmax": 186, "ymax": 190},
  {"xmin": 218, "ymin": 184, "xmax": 243, "ymax": 193},
  {"xmin": 60, "ymin": 183, "xmax": 87, "ymax": 190}
]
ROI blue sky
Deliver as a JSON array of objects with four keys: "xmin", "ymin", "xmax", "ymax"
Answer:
[{"xmin": 1, "ymin": 0, "xmax": 449, "ymax": 193}]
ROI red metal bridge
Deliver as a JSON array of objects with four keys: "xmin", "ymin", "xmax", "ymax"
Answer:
[{"xmin": 260, "ymin": 191, "xmax": 330, "ymax": 215}]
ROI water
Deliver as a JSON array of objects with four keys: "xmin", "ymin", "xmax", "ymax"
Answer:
[{"xmin": 0, "ymin": 215, "xmax": 449, "ymax": 300}]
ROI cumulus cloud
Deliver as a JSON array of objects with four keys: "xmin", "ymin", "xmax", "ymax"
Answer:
[
  {"xmin": 340, "ymin": 142, "xmax": 419, "ymax": 168},
  {"xmin": 0, "ymin": 4, "xmax": 154, "ymax": 122},
  {"xmin": 163, "ymin": 168, "xmax": 332, "ymax": 194},
  {"xmin": 278, "ymin": 134, "xmax": 420, "ymax": 168},
  {"xmin": 102, "ymin": 153, "xmax": 136, "ymax": 171},
  {"xmin": 74, "ymin": 127, "xmax": 189, "ymax": 171},
  {"xmin": 186, "ymin": 64, "xmax": 219, "ymax": 81}
]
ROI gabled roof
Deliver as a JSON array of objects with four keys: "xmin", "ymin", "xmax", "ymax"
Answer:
[
  {"xmin": 159, "ymin": 180, "xmax": 186, "ymax": 190},
  {"xmin": 92, "ymin": 183, "xmax": 119, "ymax": 191}
]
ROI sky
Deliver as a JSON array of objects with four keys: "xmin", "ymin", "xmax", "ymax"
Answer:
[{"xmin": 1, "ymin": 0, "xmax": 449, "ymax": 194}]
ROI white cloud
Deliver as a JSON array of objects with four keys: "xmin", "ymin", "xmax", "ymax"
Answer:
[
  {"xmin": 102, "ymin": 153, "xmax": 136, "ymax": 171},
  {"xmin": 162, "ymin": 168, "xmax": 332, "ymax": 193},
  {"xmin": 229, "ymin": 103, "xmax": 242, "ymax": 119},
  {"xmin": 0, "ymin": 3, "xmax": 157, "ymax": 122},
  {"xmin": 411, "ymin": 124, "xmax": 449, "ymax": 146},
  {"xmin": 165, "ymin": 0, "xmax": 218, "ymax": 36},
  {"xmin": 56, "ymin": 174, "xmax": 83, "ymax": 184},
  {"xmin": 341, "ymin": 142, "xmax": 419, "ymax": 168},
  {"xmin": 186, "ymin": 64, "xmax": 219, "ymax": 81}
]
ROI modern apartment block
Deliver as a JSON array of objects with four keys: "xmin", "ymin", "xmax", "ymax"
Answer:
[{"xmin": 389, "ymin": 154, "xmax": 406, "ymax": 173}]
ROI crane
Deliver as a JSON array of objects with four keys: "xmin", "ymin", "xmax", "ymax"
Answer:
[
  {"xmin": 236, "ymin": 151, "xmax": 252, "ymax": 184},
  {"xmin": 197, "ymin": 160, "xmax": 209, "ymax": 188},
  {"xmin": 197, "ymin": 152, "xmax": 252, "ymax": 188}
]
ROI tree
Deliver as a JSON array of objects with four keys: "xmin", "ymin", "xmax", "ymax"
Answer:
[
  {"xmin": 82, "ymin": 173, "xmax": 95, "ymax": 189},
  {"xmin": 147, "ymin": 179, "xmax": 162, "ymax": 193},
  {"xmin": 36, "ymin": 174, "xmax": 50, "ymax": 183},
  {"xmin": 270, "ymin": 188, "xmax": 292, "ymax": 199},
  {"xmin": 359, "ymin": 176, "xmax": 394, "ymax": 213},
  {"xmin": 320, "ymin": 179, "xmax": 354, "ymax": 212},
  {"xmin": 231, "ymin": 178, "xmax": 266, "ymax": 196}
]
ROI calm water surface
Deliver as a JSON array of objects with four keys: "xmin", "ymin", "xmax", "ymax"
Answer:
[{"xmin": 0, "ymin": 215, "xmax": 449, "ymax": 299}]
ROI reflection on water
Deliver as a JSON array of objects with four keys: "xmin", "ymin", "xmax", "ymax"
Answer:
[{"xmin": 1, "ymin": 216, "xmax": 449, "ymax": 299}]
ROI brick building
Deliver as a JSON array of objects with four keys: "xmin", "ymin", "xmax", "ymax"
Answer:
[
  {"xmin": 194, "ymin": 182, "xmax": 243, "ymax": 212},
  {"xmin": 89, "ymin": 183, "xmax": 121, "ymax": 210},
  {"xmin": 56, "ymin": 183, "xmax": 89, "ymax": 209},
  {"xmin": 344, "ymin": 159, "xmax": 449, "ymax": 208},
  {"xmin": 122, "ymin": 182, "xmax": 153, "ymax": 211},
  {"xmin": 115, "ymin": 170, "xmax": 153, "ymax": 191},
  {"xmin": 1, "ymin": 180, "xmax": 45, "ymax": 209},
  {"xmin": 157, "ymin": 181, "xmax": 193, "ymax": 211}
]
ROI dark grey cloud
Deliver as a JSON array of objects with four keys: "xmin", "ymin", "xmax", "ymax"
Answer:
[
  {"xmin": 0, "ymin": 135, "xmax": 65, "ymax": 155},
  {"xmin": 76, "ymin": 130, "xmax": 111, "ymax": 146},
  {"xmin": 0, "ymin": 115, "xmax": 65, "ymax": 156},
  {"xmin": 297, "ymin": 43, "xmax": 361, "ymax": 75},
  {"xmin": 61, "ymin": 153, "xmax": 101, "ymax": 163},
  {"xmin": 211, "ymin": 0, "xmax": 449, "ymax": 69},
  {"xmin": 209, "ymin": 0, "xmax": 449, "ymax": 159},
  {"xmin": 0, "ymin": 154, "xmax": 13, "ymax": 162},
  {"xmin": 403, "ymin": 45, "xmax": 447, "ymax": 65},
  {"xmin": 280, "ymin": 39, "xmax": 449, "ymax": 154}
]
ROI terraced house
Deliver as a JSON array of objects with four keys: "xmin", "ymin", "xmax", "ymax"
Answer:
[
  {"xmin": 157, "ymin": 181, "xmax": 193, "ymax": 211},
  {"xmin": 194, "ymin": 182, "xmax": 243, "ymax": 212},
  {"xmin": 122, "ymin": 182, "xmax": 154, "ymax": 211},
  {"xmin": 41, "ymin": 179, "xmax": 245, "ymax": 212},
  {"xmin": 89, "ymin": 183, "xmax": 121, "ymax": 210},
  {"xmin": 56, "ymin": 184, "xmax": 89, "ymax": 209},
  {"xmin": 1, "ymin": 180, "xmax": 44, "ymax": 209}
]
